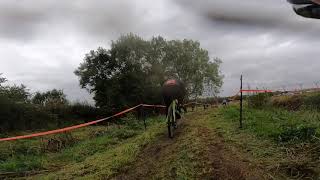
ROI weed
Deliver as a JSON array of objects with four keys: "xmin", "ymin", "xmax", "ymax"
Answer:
[
  {"xmin": 0, "ymin": 155, "xmax": 44, "ymax": 172},
  {"xmin": 276, "ymin": 126, "xmax": 316, "ymax": 143}
]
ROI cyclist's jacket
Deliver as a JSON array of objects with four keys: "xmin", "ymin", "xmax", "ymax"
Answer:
[{"xmin": 161, "ymin": 79, "xmax": 186, "ymax": 112}]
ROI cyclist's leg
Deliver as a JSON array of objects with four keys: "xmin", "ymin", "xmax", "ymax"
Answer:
[
  {"xmin": 173, "ymin": 100, "xmax": 181, "ymax": 128},
  {"xmin": 167, "ymin": 103, "xmax": 173, "ymax": 124},
  {"xmin": 165, "ymin": 106, "xmax": 169, "ymax": 118},
  {"xmin": 172, "ymin": 100, "xmax": 176, "ymax": 124},
  {"xmin": 166, "ymin": 104, "xmax": 171, "ymax": 124},
  {"xmin": 167, "ymin": 102, "xmax": 175, "ymax": 138}
]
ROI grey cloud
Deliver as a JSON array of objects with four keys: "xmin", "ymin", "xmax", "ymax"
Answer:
[
  {"xmin": 0, "ymin": 0, "xmax": 172, "ymax": 104},
  {"xmin": 0, "ymin": 2, "xmax": 49, "ymax": 41},
  {"xmin": 1, "ymin": 0, "xmax": 320, "ymax": 101},
  {"xmin": 0, "ymin": 0, "xmax": 148, "ymax": 42},
  {"xmin": 169, "ymin": 0, "xmax": 320, "ymax": 95},
  {"xmin": 173, "ymin": 0, "xmax": 315, "ymax": 26}
]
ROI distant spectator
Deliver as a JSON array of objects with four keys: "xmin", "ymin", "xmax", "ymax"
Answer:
[{"xmin": 222, "ymin": 99, "xmax": 228, "ymax": 106}]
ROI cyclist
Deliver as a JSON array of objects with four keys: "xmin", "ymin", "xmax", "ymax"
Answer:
[{"xmin": 161, "ymin": 79, "xmax": 186, "ymax": 126}]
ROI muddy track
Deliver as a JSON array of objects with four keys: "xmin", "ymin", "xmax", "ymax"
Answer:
[
  {"xmin": 113, "ymin": 110, "xmax": 264, "ymax": 180},
  {"xmin": 113, "ymin": 120, "xmax": 187, "ymax": 180}
]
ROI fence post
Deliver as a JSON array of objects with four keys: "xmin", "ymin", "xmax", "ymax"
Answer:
[
  {"xmin": 140, "ymin": 106, "xmax": 147, "ymax": 130},
  {"xmin": 143, "ymin": 108, "xmax": 147, "ymax": 130},
  {"xmin": 240, "ymin": 75, "xmax": 243, "ymax": 128}
]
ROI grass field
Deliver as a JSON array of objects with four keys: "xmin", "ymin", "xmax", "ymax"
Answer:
[
  {"xmin": 0, "ymin": 114, "xmax": 165, "ymax": 178},
  {"xmin": 216, "ymin": 105, "xmax": 320, "ymax": 178},
  {"xmin": 1, "ymin": 105, "xmax": 320, "ymax": 179},
  {"xmin": 221, "ymin": 105, "xmax": 320, "ymax": 142}
]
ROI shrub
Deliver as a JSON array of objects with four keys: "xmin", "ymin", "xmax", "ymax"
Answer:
[
  {"xmin": 121, "ymin": 113, "xmax": 143, "ymax": 130},
  {"xmin": 276, "ymin": 126, "xmax": 317, "ymax": 143},
  {"xmin": 303, "ymin": 93, "xmax": 320, "ymax": 111},
  {"xmin": 248, "ymin": 93, "xmax": 272, "ymax": 109},
  {"xmin": 0, "ymin": 94, "xmax": 100, "ymax": 133},
  {"xmin": 0, "ymin": 155, "xmax": 44, "ymax": 172},
  {"xmin": 0, "ymin": 95, "xmax": 55, "ymax": 132},
  {"xmin": 44, "ymin": 133, "xmax": 76, "ymax": 152},
  {"xmin": 271, "ymin": 93, "xmax": 320, "ymax": 111},
  {"xmin": 69, "ymin": 102, "xmax": 99, "ymax": 122},
  {"xmin": 271, "ymin": 95, "xmax": 303, "ymax": 111},
  {"xmin": 0, "ymin": 75, "xmax": 101, "ymax": 133}
]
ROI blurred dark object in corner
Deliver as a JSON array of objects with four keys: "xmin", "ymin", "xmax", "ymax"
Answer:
[{"xmin": 288, "ymin": 0, "xmax": 320, "ymax": 19}]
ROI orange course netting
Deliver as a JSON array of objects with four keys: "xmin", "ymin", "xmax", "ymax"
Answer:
[{"xmin": 0, "ymin": 104, "xmax": 165, "ymax": 142}]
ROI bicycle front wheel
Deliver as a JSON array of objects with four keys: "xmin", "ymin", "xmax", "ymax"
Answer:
[{"xmin": 167, "ymin": 107, "xmax": 174, "ymax": 138}]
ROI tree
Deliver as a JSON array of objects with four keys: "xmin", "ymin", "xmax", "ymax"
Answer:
[
  {"xmin": 162, "ymin": 39, "xmax": 223, "ymax": 98},
  {"xmin": 0, "ymin": 73, "xmax": 6, "ymax": 86},
  {"xmin": 75, "ymin": 34, "xmax": 223, "ymax": 109},
  {"xmin": 1, "ymin": 84, "xmax": 30, "ymax": 103},
  {"xmin": 0, "ymin": 74, "xmax": 30, "ymax": 102},
  {"xmin": 74, "ymin": 47, "xmax": 124, "ymax": 109},
  {"xmin": 75, "ymin": 34, "xmax": 158, "ymax": 109},
  {"xmin": 31, "ymin": 89, "xmax": 68, "ymax": 127},
  {"xmin": 0, "ymin": 75, "xmax": 96, "ymax": 132},
  {"xmin": 32, "ymin": 89, "xmax": 67, "ymax": 106}
]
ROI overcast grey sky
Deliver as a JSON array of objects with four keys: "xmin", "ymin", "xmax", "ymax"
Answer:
[{"xmin": 1, "ymin": 0, "xmax": 319, "ymax": 103}]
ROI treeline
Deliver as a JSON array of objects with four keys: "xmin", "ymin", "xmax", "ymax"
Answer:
[
  {"xmin": 0, "ymin": 34, "xmax": 224, "ymax": 133},
  {"xmin": 0, "ymin": 74, "xmax": 99, "ymax": 133}
]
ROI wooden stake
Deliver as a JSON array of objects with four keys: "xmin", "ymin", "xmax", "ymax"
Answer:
[{"xmin": 240, "ymin": 75, "xmax": 243, "ymax": 128}]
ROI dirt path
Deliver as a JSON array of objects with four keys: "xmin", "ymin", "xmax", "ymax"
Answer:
[{"xmin": 113, "ymin": 109, "xmax": 265, "ymax": 180}]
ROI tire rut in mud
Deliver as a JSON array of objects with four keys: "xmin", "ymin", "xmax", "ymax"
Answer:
[{"xmin": 113, "ymin": 120, "xmax": 187, "ymax": 180}]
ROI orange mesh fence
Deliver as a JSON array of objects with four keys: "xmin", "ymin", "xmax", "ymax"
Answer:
[{"xmin": 0, "ymin": 104, "xmax": 166, "ymax": 142}]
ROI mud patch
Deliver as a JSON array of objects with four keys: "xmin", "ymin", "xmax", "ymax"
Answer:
[{"xmin": 192, "ymin": 125, "xmax": 263, "ymax": 180}]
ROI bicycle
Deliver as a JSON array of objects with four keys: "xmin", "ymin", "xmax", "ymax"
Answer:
[{"xmin": 166, "ymin": 99, "xmax": 179, "ymax": 138}]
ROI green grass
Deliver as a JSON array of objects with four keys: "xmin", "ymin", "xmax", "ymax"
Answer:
[
  {"xmin": 154, "ymin": 124, "xmax": 202, "ymax": 179},
  {"xmin": 0, "ymin": 155, "xmax": 44, "ymax": 172},
  {"xmin": 208, "ymin": 107, "xmax": 287, "ymax": 158},
  {"xmin": 0, "ymin": 114, "xmax": 165, "ymax": 176},
  {"xmin": 211, "ymin": 105, "xmax": 320, "ymax": 179},
  {"xmin": 220, "ymin": 105, "xmax": 320, "ymax": 143},
  {"xmin": 38, "ymin": 117, "xmax": 166, "ymax": 179},
  {"xmin": 2, "ymin": 106, "xmax": 320, "ymax": 179},
  {"xmin": 137, "ymin": 110, "xmax": 223, "ymax": 179}
]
